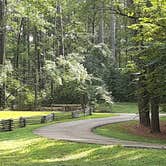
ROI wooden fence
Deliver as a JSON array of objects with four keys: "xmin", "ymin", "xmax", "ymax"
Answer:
[
  {"xmin": 72, "ymin": 107, "xmax": 92, "ymax": 118},
  {"xmin": 0, "ymin": 107, "xmax": 93, "ymax": 132}
]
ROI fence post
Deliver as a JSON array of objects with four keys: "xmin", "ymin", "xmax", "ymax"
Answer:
[
  {"xmin": 89, "ymin": 107, "xmax": 92, "ymax": 115},
  {"xmin": 19, "ymin": 117, "xmax": 26, "ymax": 128},
  {"xmin": 51, "ymin": 113, "xmax": 55, "ymax": 121},
  {"xmin": 41, "ymin": 116, "xmax": 46, "ymax": 123},
  {"xmin": 1, "ymin": 119, "xmax": 13, "ymax": 131},
  {"xmin": 72, "ymin": 111, "xmax": 74, "ymax": 118}
]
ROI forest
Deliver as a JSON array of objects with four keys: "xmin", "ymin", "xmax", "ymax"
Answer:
[{"xmin": 0, "ymin": 0, "xmax": 166, "ymax": 134}]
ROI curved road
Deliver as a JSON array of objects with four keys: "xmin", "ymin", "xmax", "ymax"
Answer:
[{"xmin": 34, "ymin": 114, "xmax": 166, "ymax": 149}]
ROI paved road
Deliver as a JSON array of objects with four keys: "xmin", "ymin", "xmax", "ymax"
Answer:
[{"xmin": 34, "ymin": 114, "xmax": 166, "ymax": 149}]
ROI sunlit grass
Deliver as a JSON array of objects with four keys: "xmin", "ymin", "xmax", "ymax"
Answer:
[
  {"xmin": 0, "ymin": 111, "xmax": 56, "ymax": 120},
  {"xmin": 0, "ymin": 110, "xmax": 115, "ymax": 121},
  {"xmin": 0, "ymin": 125, "xmax": 166, "ymax": 166},
  {"xmin": 0, "ymin": 111, "xmax": 166, "ymax": 165},
  {"xmin": 96, "ymin": 102, "xmax": 138, "ymax": 113},
  {"xmin": 112, "ymin": 102, "xmax": 138, "ymax": 113}
]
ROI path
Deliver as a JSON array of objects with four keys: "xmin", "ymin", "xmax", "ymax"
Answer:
[{"xmin": 34, "ymin": 113, "xmax": 166, "ymax": 149}]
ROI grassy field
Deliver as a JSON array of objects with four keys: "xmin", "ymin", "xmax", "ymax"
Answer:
[
  {"xmin": 0, "ymin": 117, "xmax": 166, "ymax": 166},
  {"xmin": 96, "ymin": 102, "xmax": 138, "ymax": 113},
  {"xmin": 0, "ymin": 110, "xmax": 115, "ymax": 120},
  {"xmin": 0, "ymin": 111, "xmax": 56, "ymax": 120},
  {"xmin": 94, "ymin": 117, "xmax": 166, "ymax": 145}
]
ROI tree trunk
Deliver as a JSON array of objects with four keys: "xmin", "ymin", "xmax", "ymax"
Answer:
[
  {"xmin": 151, "ymin": 96, "xmax": 160, "ymax": 133},
  {"xmin": 0, "ymin": 0, "xmax": 5, "ymax": 65},
  {"xmin": 0, "ymin": 0, "xmax": 6, "ymax": 109},
  {"xmin": 98, "ymin": 1, "xmax": 104, "ymax": 43},
  {"xmin": 15, "ymin": 18, "xmax": 23, "ymax": 69},
  {"xmin": 34, "ymin": 27, "xmax": 39, "ymax": 109},
  {"xmin": 110, "ymin": 0, "xmax": 116, "ymax": 62},
  {"xmin": 91, "ymin": 1, "xmax": 96, "ymax": 44},
  {"xmin": 56, "ymin": 1, "xmax": 65, "ymax": 56},
  {"xmin": 137, "ymin": 75, "xmax": 151, "ymax": 127},
  {"xmin": 138, "ymin": 92, "xmax": 150, "ymax": 127}
]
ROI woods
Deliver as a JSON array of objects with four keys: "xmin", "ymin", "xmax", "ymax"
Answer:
[{"xmin": 0, "ymin": 0, "xmax": 165, "ymax": 134}]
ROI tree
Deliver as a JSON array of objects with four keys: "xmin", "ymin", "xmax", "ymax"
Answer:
[
  {"xmin": 0, "ymin": 0, "xmax": 6, "ymax": 109},
  {"xmin": 128, "ymin": 0, "xmax": 166, "ymax": 132}
]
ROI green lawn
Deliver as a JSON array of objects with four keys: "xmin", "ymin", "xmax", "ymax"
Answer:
[
  {"xmin": 0, "ymin": 110, "xmax": 115, "ymax": 120},
  {"xmin": 96, "ymin": 102, "xmax": 138, "ymax": 113},
  {"xmin": 94, "ymin": 117, "xmax": 166, "ymax": 145},
  {"xmin": 0, "ymin": 111, "xmax": 166, "ymax": 166},
  {"xmin": 0, "ymin": 111, "xmax": 56, "ymax": 120},
  {"xmin": 0, "ymin": 119, "xmax": 166, "ymax": 166}
]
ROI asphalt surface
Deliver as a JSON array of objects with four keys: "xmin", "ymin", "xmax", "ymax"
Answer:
[{"xmin": 34, "ymin": 113, "xmax": 166, "ymax": 149}]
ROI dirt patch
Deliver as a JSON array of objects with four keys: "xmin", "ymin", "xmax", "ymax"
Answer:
[{"xmin": 123, "ymin": 122, "xmax": 166, "ymax": 140}]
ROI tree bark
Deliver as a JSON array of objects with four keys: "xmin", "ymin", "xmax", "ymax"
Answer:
[
  {"xmin": 98, "ymin": 1, "xmax": 104, "ymax": 43},
  {"xmin": 0, "ymin": 0, "xmax": 5, "ymax": 65},
  {"xmin": 137, "ymin": 75, "xmax": 151, "ymax": 127},
  {"xmin": 34, "ymin": 27, "xmax": 39, "ymax": 109},
  {"xmin": 138, "ymin": 92, "xmax": 151, "ymax": 127},
  {"xmin": 56, "ymin": 1, "xmax": 65, "ymax": 56},
  {"xmin": 151, "ymin": 97, "xmax": 160, "ymax": 133},
  {"xmin": 110, "ymin": 0, "xmax": 116, "ymax": 62},
  {"xmin": 15, "ymin": 18, "xmax": 24, "ymax": 69},
  {"xmin": 0, "ymin": 0, "xmax": 6, "ymax": 109},
  {"xmin": 91, "ymin": 1, "xmax": 96, "ymax": 44}
]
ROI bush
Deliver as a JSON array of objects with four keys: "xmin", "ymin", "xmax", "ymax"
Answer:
[
  {"xmin": 160, "ymin": 104, "xmax": 166, "ymax": 112},
  {"xmin": 95, "ymin": 103, "xmax": 112, "ymax": 113}
]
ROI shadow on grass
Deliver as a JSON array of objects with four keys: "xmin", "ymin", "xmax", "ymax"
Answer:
[
  {"xmin": 1, "ymin": 142, "xmax": 166, "ymax": 166},
  {"xmin": 0, "ymin": 116, "xmax": 166, "ymax": 166}
]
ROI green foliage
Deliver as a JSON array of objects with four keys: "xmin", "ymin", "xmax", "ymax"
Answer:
[
  {"xmin": 2, "ymin": 0, "xmax": 164, "ymax": 110},
  {"xmin": 160, "ymin": 104, "xmax": 166, "ymax": 113},
  {"xmin": 0, "ymin": 61, "xmax": 13, "ymax": 86},
  {"xmin": 127, "ymin": 1, "xmax": 166, "ymax": 98},
  {"xmin": 43, "ymin": 53, "xmax": 112, "ymax": 105},
  {"xmin": 85, "ymin": 43, "xmax": 112, "ymax": 78},
  {"xmin": 84, "ymin": 43, "xmax": 136, "ymax": 102},
  {"xmin": 104, "ymin": 67, "xmax": 136, "ymax": 102}
]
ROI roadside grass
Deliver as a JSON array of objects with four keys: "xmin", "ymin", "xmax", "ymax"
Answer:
[
  {"xmin": 0, "ymin": 118, "xmax": 166, "ymax": 166},
  {"xmin": 77, "ymin": 113, "xmax": 117, "ymax": 119},
  {"xmin": 96, "ymin": 102, "xmax": 138, "ymax": 113},
  {"xmin": 94, "ymin": 117, "xmax": 166, "ymax": 145}
]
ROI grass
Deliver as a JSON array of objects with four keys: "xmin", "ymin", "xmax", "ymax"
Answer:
[
  {"xmin": 0, "ymin": 109, "xmax": 166, "ymax": 165},
  {"xmin": 94, "ymin": 117, "xmax": 166, "ymax": 145},
  {"xmin": 77, "ymin": 113, "xmax": 117, "ymax": 119},
  {"xmin": 0, "ymin": 110, "xmax": 115, "ymax": 121},
  {"xmin": 96, "ymin": 102, "xmax": 138, "ymax": 113},
  {"xmin": 0, "ymin": 111, "xmax": 56, "ymax": 120},
  {"xmin": 112, "ymin": 102, "xmax": 138, "ymax": 113},
  {"xmin": 0, "ymin": 118, "xmax": 166, "ymax": 166}
]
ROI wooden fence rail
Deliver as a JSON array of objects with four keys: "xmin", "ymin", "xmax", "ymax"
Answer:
[
  {"xmin": 0, "ymin": 119, "xmax": 13, "ymax": 131},
  {"xmin": 41, "ymin": 113, "xmax": 55, "ymax": 123},
  {"xmin": 0, "ymin": 106, "xmax": 93, "ymax": 132},
  {"xmin": 72, "ymin": 107, "xmax": 92, "ymax": 118},
  {"xmin": 19, "ymin": 117, "xmax": 26, "ymax": 128}
]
